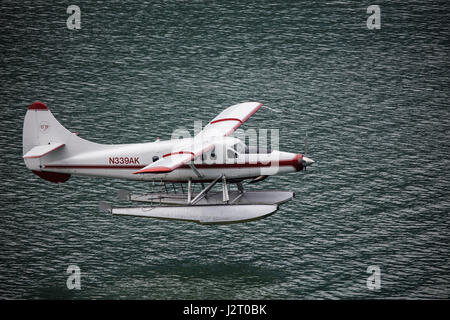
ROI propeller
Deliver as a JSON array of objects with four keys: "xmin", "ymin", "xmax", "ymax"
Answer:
[
  {"xmin": 304, "ymin": 132, "xmax": 308, "ymax": 157},
  {"xmin": 301, "ymin": 131, "xmax": 314, "ymax": 170}
]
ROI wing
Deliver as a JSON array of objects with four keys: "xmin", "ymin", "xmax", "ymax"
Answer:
[
  {"xmin": 196, "ymin": 102, "xmax": 262, "ymax": 139},
  {"xmin": 134, "ymin": 102, "xmax": 262, "ymax": 174},
  {"xmin": 134, "ymin": 144, "xmax": 213, "ymax": 174}
]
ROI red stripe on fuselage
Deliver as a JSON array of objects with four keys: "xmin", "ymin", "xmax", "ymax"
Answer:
[
  {"xmin": 43, "ymin": 157, "xmax": 303, "ymax": 171},
  {"xmin": 44, "ymin": 164, "xmax": 145, "ymax": 169}
]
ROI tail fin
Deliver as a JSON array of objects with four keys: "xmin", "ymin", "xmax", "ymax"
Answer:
[{"xmin": 23, "ymin": 101, "xmax": 99, "ymax": 183}]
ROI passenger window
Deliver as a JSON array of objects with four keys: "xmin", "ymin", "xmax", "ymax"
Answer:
[
  {"xmin": 152, "ymin": 156, "xmax": 159, "ymax": 162},
  {"xmin": 210, "ymin": 147, "xmax": 216, "ymax": 160},
  {"xmin": 227, "ymin": 149, "xmax": 237, "ymax": 159}
]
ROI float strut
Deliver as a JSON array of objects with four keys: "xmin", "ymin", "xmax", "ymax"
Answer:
[
  {"xmin": 187, "ymin": 179, "xmax": 192, "ymax": 204},
  {"xmin": 190, "ymin": 175, "xmax": 221, "ymax": 205},
  {"xmin": 222, "ymin": 175, "xmax": 229, "ymax": 203}
]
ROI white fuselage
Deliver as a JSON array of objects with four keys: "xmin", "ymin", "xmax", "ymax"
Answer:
[{"xmin": 24, "ymin": 137, "xmax": 303, "ymax": 182}]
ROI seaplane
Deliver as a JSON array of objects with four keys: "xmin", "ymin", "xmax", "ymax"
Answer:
[{"xmin": 23, "ymin": 101, "xmax": 314, "ymax": 224}]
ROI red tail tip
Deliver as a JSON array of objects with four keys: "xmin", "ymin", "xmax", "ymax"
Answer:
[{"xmin": 29, "ymin": 101, "xmax": 48, "ymax": 110}]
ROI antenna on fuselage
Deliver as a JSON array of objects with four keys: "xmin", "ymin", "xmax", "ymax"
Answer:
[
  {"xmin": 263, "ymin": 104, "xmax": 281, "ymax": 113},
  {"xmin": 304, "ymin": 132, "xmax": 308, "ymax": 171}
]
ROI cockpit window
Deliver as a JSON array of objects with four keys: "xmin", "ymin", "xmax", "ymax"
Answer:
[
  {"xmin": 230, "ymin": 141, "xmax": 271, "ymax": 154},
  {"xmin": 232, "ymin": 142, "xmax": 248, "ymax": 154},
  {"xmin": 246, "ymin": 146, "xmax": 271, "ymax": 154}
]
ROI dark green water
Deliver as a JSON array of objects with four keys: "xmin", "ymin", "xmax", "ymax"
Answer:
[{"xmin": 1, "ymin": 0, "xmax": 449, "ymax": 299}]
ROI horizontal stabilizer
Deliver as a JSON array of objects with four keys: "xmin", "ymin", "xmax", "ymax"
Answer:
[{"xmin": 23, "ymin": 142, "xmax": 65, "ymax": 159}]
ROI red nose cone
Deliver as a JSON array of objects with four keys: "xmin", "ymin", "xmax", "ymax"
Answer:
[{"xmin": 294, "ymin": 154, "xmax": 304, "ymax": 171}]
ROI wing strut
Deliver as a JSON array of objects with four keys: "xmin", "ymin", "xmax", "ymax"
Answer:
[{"xmin": 189, "ymin": 162, "xmax": 203, "ymax": 178}]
